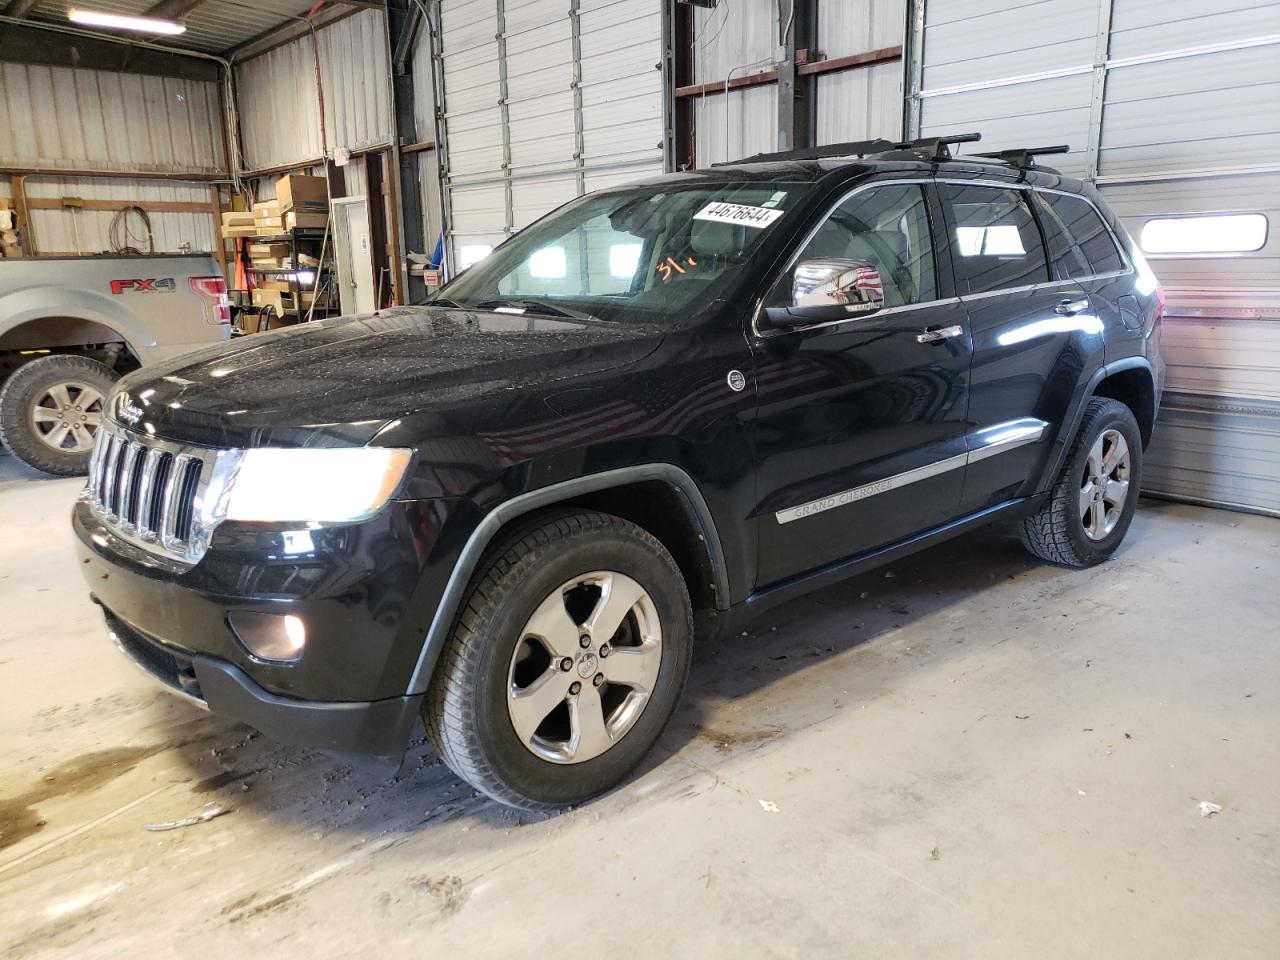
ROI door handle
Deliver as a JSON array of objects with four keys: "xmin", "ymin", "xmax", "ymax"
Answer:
[
  {"xmin": 916, "ymin": 324, "xmax": 964, "ymax": 344},
  {"xmin": 1055, "ymin": 297, "xmax": 1090, "ymax": 316}
]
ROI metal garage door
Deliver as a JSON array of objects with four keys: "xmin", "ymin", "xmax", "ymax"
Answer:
[
  {"xmin": 905, "ymin": 0, "xmax": 1280, "ymax": 516},
  {"xmin": 432, "ymin": 0, "xmax": 664, "ymax": 274}
]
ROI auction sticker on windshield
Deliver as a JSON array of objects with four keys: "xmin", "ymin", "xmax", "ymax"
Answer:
[{"xmin": 694, "ymin": 202, "xmax": 784, "ymax": 228}]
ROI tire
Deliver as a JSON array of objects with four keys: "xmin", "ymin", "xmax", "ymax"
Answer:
[
  {"xmin": 1020, "ymin": 397, "xmax": 1143, "ymax": 568},
  {"xmin": 424, "ymin": 510, "xmax": 693, "ymax": 810},
  {"xmin": 0, "ymin": 354, "xmax": 118, "ymax": 477}
]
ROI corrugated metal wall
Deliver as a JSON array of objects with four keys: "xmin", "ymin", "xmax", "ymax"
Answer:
[
  {"xmin": 814, "ymin": 0, "xmax": 904, "ymax": 145},
  {"xmin": 235, "ymin": 9, "xmax": 393, "ymax": 172},
  {"xmin": 0, "ymin": 61, "xmax": 225, "ymax": 175},
  {"xmin": 22, "ymin": 177, "xmax": 217, "ymax": 256},
  {"xmin": 909, "ymin": 0, "xmax": 1280, "ymax": 515},
  {"xmin": 691, "ymin": 0, "xmax": 905, "ymax": 166},
  {"xmin": 433, "ymin": 0, "xmax": 663, "ymax": 269}
]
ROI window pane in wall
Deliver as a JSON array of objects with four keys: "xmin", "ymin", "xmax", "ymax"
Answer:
[{"xmin": 1140, "ymin": 213, "xmax": 1268, "ymax": 255}]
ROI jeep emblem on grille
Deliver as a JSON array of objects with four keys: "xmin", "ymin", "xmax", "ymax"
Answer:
[{"xmin": 117, "ymin": 396, "xmax": 143, "ymax": 425}]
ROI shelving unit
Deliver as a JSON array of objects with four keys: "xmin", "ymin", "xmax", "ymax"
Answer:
[{"xmin": 236, "ymin": 227, "xmax": 339, "ymax": 333}]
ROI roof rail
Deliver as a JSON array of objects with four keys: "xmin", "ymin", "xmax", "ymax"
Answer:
[
  {"xmin": 722, "ymin": 138, "xmax": 897, "ymax": 166},
  {"xmin": 972, "ymin": 144, "xmax": 1070, "ymax": 170}
]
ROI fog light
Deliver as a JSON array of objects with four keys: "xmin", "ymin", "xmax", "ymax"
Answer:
[{"xmin": 228, "ymin": 611, "xmax": 307, "ymax": 662}]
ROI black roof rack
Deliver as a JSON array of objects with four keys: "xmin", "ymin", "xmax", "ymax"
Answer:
[
  {"xmin": 972, "ymin": 144, "xmax": 1070, "ymax": 171},
  {"xmin": 719, "ymin": 133, "xmax": 1071, "ymax": 174}
]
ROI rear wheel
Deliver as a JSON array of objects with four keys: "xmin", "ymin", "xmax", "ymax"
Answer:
[
  {"xmin": 424, "ymin": 510, "xmax": 692, "ymax": 809},
  {"xmin": 1020, "ymin": 397, "xmax": 1142, "ymax": 567},
  {"xmin": 0, "ymin": 355, "xmax": 117, "ymax": 476}
]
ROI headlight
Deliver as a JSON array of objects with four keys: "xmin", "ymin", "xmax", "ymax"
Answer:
[{"xmin": 225, "ymin": 447, "xmax": 412, "ymax": 523}]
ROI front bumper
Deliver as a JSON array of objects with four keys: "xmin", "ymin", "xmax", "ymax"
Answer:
[
  {"xmin": 74, "ymin": 494, "xmax": 467, "ymax": 755},
  {"xmin": 101, "ymin": 606, "xmax": 422, "ymax": 755}
]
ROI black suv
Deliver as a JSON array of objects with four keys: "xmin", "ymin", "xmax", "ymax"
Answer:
[{"xmin": 74, "ymin": 135, "xmax": 1164, "ymax": 809}]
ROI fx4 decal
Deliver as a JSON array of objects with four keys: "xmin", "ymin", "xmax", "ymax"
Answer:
[{"xmin": 111, "ymin": 278, "xmax": 176, "ymax": 294}]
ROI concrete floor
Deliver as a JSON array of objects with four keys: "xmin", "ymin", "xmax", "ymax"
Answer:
[{"xmin": 1, "ymin": 450, "xmax": 1277, "ymax": 960}]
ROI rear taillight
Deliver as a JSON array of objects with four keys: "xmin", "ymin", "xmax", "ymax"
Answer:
[{"xmin": 190, "ymin": 275, "xmax": 231, "ymax": 325}]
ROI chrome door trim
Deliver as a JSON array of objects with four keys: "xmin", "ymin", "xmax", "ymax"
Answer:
[{"xmin": 774, "ymin": 417, "xmax": 1048, "ymax": 524}]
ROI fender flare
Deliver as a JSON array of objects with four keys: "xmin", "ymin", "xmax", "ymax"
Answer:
[
  {"xmin": 0, "ymin": 287, "xmax": 150, "ymax": 358},
  {"xmin": 404, "ymin": 463, "xmax": 730, "ymax": 696},
  {"xmin": 1044, "ymin": 357, "xmax": 1156, "ymax": 484}
]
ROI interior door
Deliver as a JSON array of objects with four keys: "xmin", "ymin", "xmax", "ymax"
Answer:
[
  {"xmin": 751, "ymin": 181, "xmax": 972, "ymax": 586},
  {"xmin": 333, "ymin": 197, "xmax": 378, "ymax": 315}
]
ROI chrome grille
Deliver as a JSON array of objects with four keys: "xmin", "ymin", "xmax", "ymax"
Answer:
[{"xmin": 86, "ymin": 424, "xmax": 240, "ymax": 565}]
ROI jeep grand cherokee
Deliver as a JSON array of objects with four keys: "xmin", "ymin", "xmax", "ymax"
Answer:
[{"xmin": 74, "ymin": 135, "xmax": 1164, "ymax": 809}]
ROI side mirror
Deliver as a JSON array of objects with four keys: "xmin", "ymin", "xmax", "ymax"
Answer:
[{"xmin": 765, "ymin": 258, "xmax": 885, "ymax": 327}]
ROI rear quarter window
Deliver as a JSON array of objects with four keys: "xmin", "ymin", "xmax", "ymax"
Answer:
[{"xmin": 1034, "ymin": 191, "xmax": 1125, "ymax": 278}]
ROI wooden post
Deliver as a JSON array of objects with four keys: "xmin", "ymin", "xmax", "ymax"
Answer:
[
  {"xmin": 382, "ymin": 150, "xmax": 404, "ymax": 305},
  {"xmin": 209, "ymin": 183, "xmax": 228, "ymax": 276},
  {"xmin": 10, "ymin": 175, "xmax": 33, "ymax": 255}
]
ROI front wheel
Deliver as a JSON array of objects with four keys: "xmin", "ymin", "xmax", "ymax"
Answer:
[
  {"xmin": 423, "ymin": 511, "xmax": 692, "ymax": 809},
  {"xmin": 1020, "ymin": 397, "xmax": 1143, "ymax": 568}
]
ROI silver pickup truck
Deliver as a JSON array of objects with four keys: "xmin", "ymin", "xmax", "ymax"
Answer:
[{"xmin": 0, "ymin": 254, "xmax": 229, "ymax": 475}]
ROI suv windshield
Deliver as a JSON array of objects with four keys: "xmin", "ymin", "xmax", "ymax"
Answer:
[{"xmin": 436, "ymin": 182, "xmax": 809, "ymax": 324}]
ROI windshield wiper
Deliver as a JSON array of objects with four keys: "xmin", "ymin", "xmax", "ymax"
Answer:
[{"xmin": 474, "ymin": 298, "xmax": 595, "ymax": 321}]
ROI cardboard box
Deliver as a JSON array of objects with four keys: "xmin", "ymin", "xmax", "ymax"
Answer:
[
  {"xmin": 221, "ymin": 211, "xmax": 255, "ymax": 226},
  {"xmin": 286, "ymin": 211, "xmax": 328, "ymax": 230},
  {"xmin": 221, "ymin": 225, "xmax": 259, "ymax": 238},
  {"xmin": 252, "ymin": 200, "xmax": 283, "ymax": 216},
  {"xmin": 248, "ymin": 242, "xmax": 291, "ymax": 259},
  {"xmin": 251, "ymin": 289, "xmax": 287, "ymax": 314},
  {"xmin": 275, "ymin": 174, "xmax": 328, "ymax": 209},
  {"xmin": 254, "ymin": 217, "xmax": 286, "ymax": 233}
]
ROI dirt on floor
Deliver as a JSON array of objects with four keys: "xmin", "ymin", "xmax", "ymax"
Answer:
[{"xmin": 1, "ymin": 450, "xmax": 1278, "ymax": 959}]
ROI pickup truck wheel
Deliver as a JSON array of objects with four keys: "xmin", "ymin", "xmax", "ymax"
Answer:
[
  {"xmin": 1019, "ymin": 397, "xmax": 1142, "ymax": 568},
  {"xmin": 0, "ymin": 355, "xmax": 118, "ymax": 477},
  {"xmin": 423, "ymin": 510, "xmax": 692, "ymax": 810}
]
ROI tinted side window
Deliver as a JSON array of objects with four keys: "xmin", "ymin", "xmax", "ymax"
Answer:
[
  {"xmin": 1036, "ymin": 191, "xmax": 1125, "ymax": 277},
  {"xmin": 939, "ymin": 184, "xmax": 1048, "ymax": 294},
  {"xmin": 784, "ymin": 184, "xmax": 937, "ymax": 308}
]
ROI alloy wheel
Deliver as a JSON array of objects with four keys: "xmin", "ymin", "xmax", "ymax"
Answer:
[
  {"xmin": 507, "ymin": 570, "xmax": 662, "ymax": 764},
  {"xmin": 1079, "ymin": 428, "xmax": 1131, "ymax": 541},
  {"xmin": 29, "ymin": 381, "xmax": 105, "ymax": 454}
]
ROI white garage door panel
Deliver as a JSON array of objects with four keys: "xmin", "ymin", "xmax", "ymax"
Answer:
[
  {"xmin": 921, "ymin": 0, "xmax": 1096, "ymax": 91},
  {"xmin": 1108, "ymin": 0, "xmax": 1280, "ymax": 60},
  {"xmin": 920, "ymin": 74, "xmax": 1094, "ymax": 178},
  {"xmin": 1100, "ymin": 174, "xmax": 1280, "ymax": 292},
  {"xmin": 509, "ymin": 93, "xmax": 578, "ymax": 172},
  {"xmin": 1160, "ymin": 318, "xmax": 1280, "ymax": 399},
  {"xmin": 446, "ymin": 109, "xmax": 506, "ymax": 181},
  {"xmin": 1100, "ymin": 48, "xmax": 1280, "ymax": 177},
  {"xmin": 450, "ymin": 183, "xmax": 508, "ymax": 234},
  {"xmin": 511, "ymin": 175, "xmax": 580, "ymax": 230},
  {"xmin": 1145, "ymin": 397, "xmax": 1280, "ymax": 516},
  {"xmin": 436, "ymin": 0, "xmax": 662, "ymax": 269}
]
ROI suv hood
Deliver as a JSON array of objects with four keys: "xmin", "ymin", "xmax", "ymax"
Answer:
[{"xmin": 112, "ymin": 306, "xmax": 665, "ymax": 448}]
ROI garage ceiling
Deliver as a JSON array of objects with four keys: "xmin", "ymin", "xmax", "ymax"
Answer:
[{"xmin": 0, "ymin": 0, "xmax": 354, "ymax": 55}]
